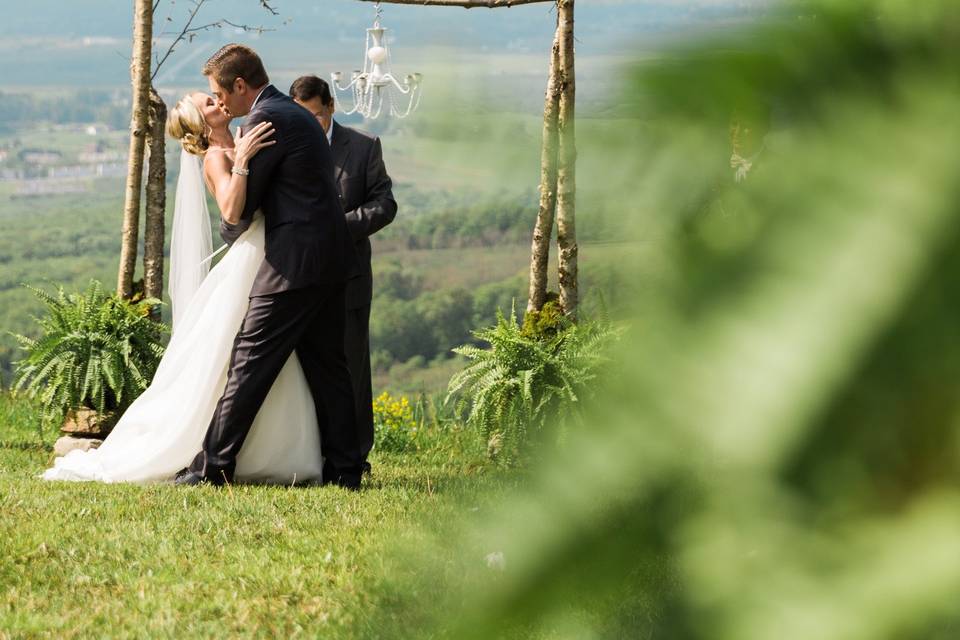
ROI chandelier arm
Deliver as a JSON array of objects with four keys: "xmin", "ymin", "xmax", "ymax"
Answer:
[
  {"xmin": 411, "ymin": 84, "xmax": 423, "ymax": 112},
  {"xmin": 332, "ymin": 77, "xmax": 360, "ymax": 92},
  {"xmin": 378, "ymin": 74, "xmax": 413, "ymax": 94},
  {"xmin": 330, "ymin": 77, "xmax": 362, "ymax": 115},
  {"xmin": 394, "ymin": 84, "xmax": 421, "ymax": 119},
  {"xmin": 338, "ymin": 98, "xmax": 361, "ymax": 116},
  {"xmin": 408, "ymin": 86, "xmax": 423, "ymax": 117}
]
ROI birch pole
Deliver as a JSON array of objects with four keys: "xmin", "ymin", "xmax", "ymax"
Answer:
[
  {"xmin": 555, "ymin": 0, "xmax": 578, "ymax": 319},
  {"xmin": 526, "ymin": 15, "xmax": 561, "ymax": 314},
  {"xmin": 143, "ymin": 87, "xmax": 166, "ymax": 313},
  {"xmin": 117, "ymin": 0, "xmax": 153, "ymax": 299}
]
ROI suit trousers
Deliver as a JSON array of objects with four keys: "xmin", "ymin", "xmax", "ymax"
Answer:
[
  {"xmin": 344, "ymin": 303, "xmax": 374, "ymax": 462},
  {"xmin": 189, "ymin": 284, "xmax": 362, "ymax": 484}
]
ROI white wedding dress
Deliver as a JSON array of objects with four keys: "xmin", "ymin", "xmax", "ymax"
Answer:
[{"xmin": 42, "ymin": 151, "xmax": 323, "ymax": 485}]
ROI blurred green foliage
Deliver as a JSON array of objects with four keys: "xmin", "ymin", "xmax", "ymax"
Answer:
[{"xmin": 371, "ymin": 1, "xmax": 960, "ymax": 637}]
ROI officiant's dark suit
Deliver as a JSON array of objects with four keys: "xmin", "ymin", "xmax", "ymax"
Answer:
[
  {"xmin": 187, "ymin": 83, "xmax": 363, "ymax": 487},
  {"xmin": 329, "ymin": 120, "xmax": 398, "ymax": 466}
]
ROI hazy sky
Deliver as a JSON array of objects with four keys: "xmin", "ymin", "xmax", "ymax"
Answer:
[{"xmin": 0, "ymin": 0, "xmax": 775, "ymax": 108}]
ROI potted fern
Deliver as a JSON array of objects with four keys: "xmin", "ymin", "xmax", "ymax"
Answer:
[{"xmin": 11, "ymin": 280, "xmax": 167, "ymax": 438}]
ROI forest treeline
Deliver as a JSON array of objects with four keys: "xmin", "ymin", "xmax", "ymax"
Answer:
[
  {"xmin": 0, "ymin": 184, "xmax": 622, "ymax": 389},
  {"xmin": 0, "ymin": 90, "xmax": 130, "ymax": 133}
]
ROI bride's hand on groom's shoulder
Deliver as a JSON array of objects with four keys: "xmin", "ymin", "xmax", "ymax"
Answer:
[{"xmin": 233, "ymin": 122, "xmax": 276, "ymax": 173}]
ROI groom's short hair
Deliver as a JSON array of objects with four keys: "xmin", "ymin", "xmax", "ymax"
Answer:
[
  {"xmin": 290, "ymin": 75, "xmax": 334, "ymax": 107},
  {"xmin": 203, "ymin": 44, "xmax": 269, "ymax": 92}
]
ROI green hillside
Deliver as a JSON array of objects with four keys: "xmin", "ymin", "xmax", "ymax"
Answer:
[{"xmin": 0, "ymin": 113, "xmax": 630, "ymax": 393}]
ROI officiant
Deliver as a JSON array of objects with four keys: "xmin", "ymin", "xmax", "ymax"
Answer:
[{"xmin": 291, "ymin": 75, "xmax": 397, "ymax": 474}]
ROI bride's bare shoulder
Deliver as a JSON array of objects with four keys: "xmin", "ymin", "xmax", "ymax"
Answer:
[
  {"xmin": 203, "ymin": 148, "xmax": 233, "ymax": 171},
  {"xmin": 201, "ymin": 149, "xmax": 232, "ymax": 194},
  {"xmin": 203, "ymin": 147, "xmax": 233, "ymax": 179}
]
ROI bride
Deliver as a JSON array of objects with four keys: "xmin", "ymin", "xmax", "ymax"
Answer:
[{"xmin": 42, "ymin": 93, "xmax": 324, "ymax": 485}]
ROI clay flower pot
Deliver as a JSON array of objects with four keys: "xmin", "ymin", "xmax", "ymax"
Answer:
[{"xmin": 61, "ymin": 408, "xmax": 117, "ymax": 438}]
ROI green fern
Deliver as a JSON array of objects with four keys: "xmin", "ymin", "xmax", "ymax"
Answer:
[
  {"xmin": 447, "ymin": 300, "xmax": 621, "ymax": 465},
  {"xmin": 10, "ymin": 280, "xmax": 168, "ymax": 429}
]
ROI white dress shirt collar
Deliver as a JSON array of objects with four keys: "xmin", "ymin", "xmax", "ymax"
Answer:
[
  {"xmin": 251, "ymin": 85, "xmax": 271, "ymax": 110},
  {"xmin": 327, "ymin": 118, "xmax": 335, "ymax": 146}
]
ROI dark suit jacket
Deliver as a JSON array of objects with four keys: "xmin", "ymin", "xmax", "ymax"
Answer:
[
  {"xmin": 330, "ymin": 121, "xmax": 397, "ymax": 309},
  {"xmin": 221, "ymin": 85, "xmax": 359, "ymax": 297}
]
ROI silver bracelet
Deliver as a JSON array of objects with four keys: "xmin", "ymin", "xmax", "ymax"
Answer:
[{"xmin": 231, "ymin": 167, "xmax": 250, "ymax": 176}]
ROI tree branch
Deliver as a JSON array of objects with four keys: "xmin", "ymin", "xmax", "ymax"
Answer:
[
  {"xmin": 220, "ymin": 19, "xmax": 274, "ymax": 32},
  {"xmin": 151, "ymin": 0, "xmax": 279, "ymax": 80},
  {"xmin": 152, "ymin": 0, "xmax": 210, "ymax": 80}
]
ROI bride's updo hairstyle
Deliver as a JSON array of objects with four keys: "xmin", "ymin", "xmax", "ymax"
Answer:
[{"xmin": 167, "ymin": 95, "xmax": 209, "ymax": 156}]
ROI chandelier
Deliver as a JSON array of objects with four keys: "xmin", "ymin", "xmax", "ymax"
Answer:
[{"xmin": 331, "ymin": 2, "xmax": 423, "ymax": 120}]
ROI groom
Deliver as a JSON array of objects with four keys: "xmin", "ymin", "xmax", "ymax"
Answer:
[{"xmin": 175, "ymin": 44, "xmax": 363, "ymax": 489}]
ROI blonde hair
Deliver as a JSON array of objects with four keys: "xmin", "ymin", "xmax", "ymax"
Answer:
[{"xmin": 166, "ymin": 95, "xmax": 209, "ymax": 156}]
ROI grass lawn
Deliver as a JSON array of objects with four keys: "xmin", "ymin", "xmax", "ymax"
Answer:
[{"xmin": 0, "ymin": 393, "xmax": 508, "ymax": 638}]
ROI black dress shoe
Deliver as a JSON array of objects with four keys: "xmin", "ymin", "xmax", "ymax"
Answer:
[
  {"xmin": 323, "ymin": 473, "xmax": 362, "ymax": 491},
  {"xmin": 173, "ymin": 467, "xmax": 206, "ymax": 486}
]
